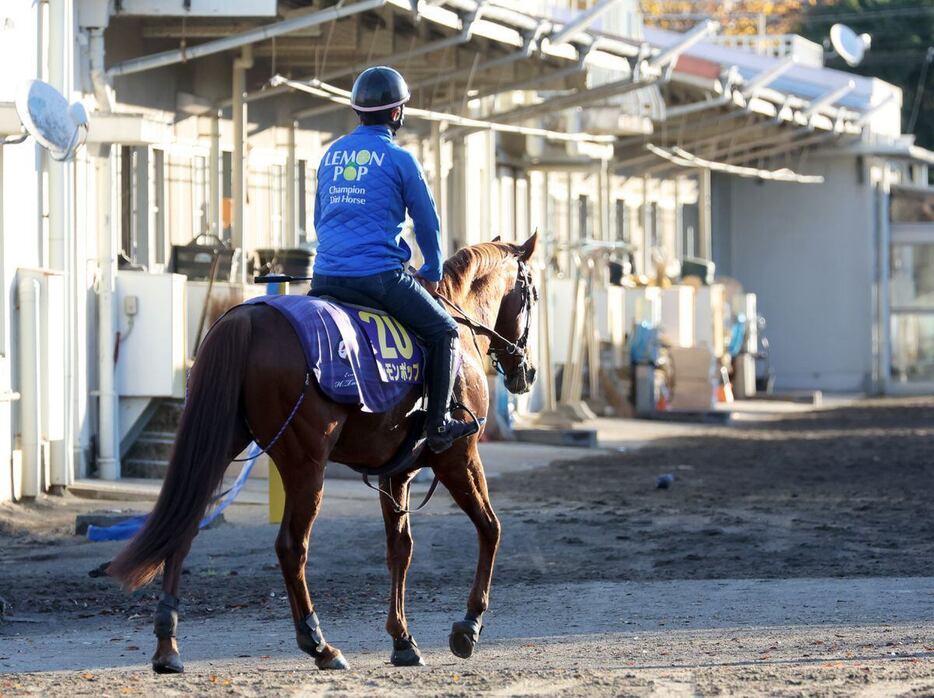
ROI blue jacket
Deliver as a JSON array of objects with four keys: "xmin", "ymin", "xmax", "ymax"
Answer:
[{"xmin": 313, "ymin": 124, "xmax": 444, "ymax": 281}]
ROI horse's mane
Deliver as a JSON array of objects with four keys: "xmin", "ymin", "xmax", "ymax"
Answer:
[{"xmin": 439, "ymin": 242, "xmax": 512, "ymax": 301}]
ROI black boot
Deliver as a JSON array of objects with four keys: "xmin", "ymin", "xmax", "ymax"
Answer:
[{"xmin": 426, "ymin": 334, "xmax": 482, "ymax": 453}]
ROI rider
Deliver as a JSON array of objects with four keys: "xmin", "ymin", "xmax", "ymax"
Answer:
[{"xmin": 311, "ymin": 66, "xmax": 478, "ymax": 454}]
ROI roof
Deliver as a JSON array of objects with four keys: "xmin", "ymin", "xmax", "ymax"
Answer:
[{"xmin": 645, "ymin": 26, "xmax": 900, "ymax": 121}]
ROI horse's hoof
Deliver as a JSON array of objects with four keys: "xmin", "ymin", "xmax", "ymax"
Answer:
[
  {"xmin": 391, "ymin": 636, "xmax": 425, "ymax": 667},
  {"xmin": 151, "ymin": 651, "xmax": 185, "ymax": 674},
  {"xmin": 449, "ymin": 618, "xmax": 482, "ymax": 659},
  {"xmin": 316, "ymin": 650, "xmax": 349, "ymax": 670}
]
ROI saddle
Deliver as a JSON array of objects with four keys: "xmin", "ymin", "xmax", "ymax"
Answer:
[
  {"xmin": 244, "ymin": 292, "xmax": 432, "ymax": 494},
  {"xmin": 245, "ymin": 292, "xmax": 425, "ymax": 414}
]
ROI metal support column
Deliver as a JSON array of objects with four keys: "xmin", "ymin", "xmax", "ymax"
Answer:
[
  {"xmin": 539, "ymin": 171, "xmax": 556, "ymax": 412},
  {"xmin": 233, "ymin": 45, "xmax": 253, "ymax": 286},
  {"xmin": 431, "ymin": 121, "xmax": 443, "ymax": 247},
  {"xmin": 97, "ymin": 147, "xmax": 120, "ymax": 480},
  {"xmin": 286, "ymin": 121, "xmax": 297, "ymax": 247},
  {"xmin": 698, "ymin": 167, "xmax": 712, "ymax": 260},
  {"xmin": 209, "ymin": 111, "xmax": 221, "ymax": 237},
  {"xmin": 49, "ymin": 0, "xmax": 74, "ymax": 488}
]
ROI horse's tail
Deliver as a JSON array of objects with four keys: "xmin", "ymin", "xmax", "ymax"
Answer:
[{"xmin": 108, "ymin": 309, "xmax": 253, "ymax": 591}]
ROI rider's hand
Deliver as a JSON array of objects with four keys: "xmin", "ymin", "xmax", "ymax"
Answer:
[{"xmin": 415, "ymin": 274, "xmax": 439, "ymax": 295}]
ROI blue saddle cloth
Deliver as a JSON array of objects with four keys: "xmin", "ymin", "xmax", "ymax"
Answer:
[{"xmin": 245, "ymin": 295, "xmax": 424, "ymax": 413}]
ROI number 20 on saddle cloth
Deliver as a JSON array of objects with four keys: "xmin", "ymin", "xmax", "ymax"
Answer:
[{"xmin": 245, "ymin": 294, "xmax": 429, "ymax": 413}]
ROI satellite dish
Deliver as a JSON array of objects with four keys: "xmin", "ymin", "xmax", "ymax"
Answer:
[
  {"xmin": 829, "ymin": 24, "xmax": 871, "ymax": 67},
  {"xmin": 15, "ymin": 80, "xmax": 89, "ymax": 162}
]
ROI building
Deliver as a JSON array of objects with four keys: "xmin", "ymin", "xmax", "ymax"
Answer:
[{"xmin": 0, "ymin": 0, "xmax": 928, "ymax": 502}]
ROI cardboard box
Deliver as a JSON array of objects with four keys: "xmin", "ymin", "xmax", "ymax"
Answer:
[
  {"xmin": 669, "ymin": 345, "xmax": 715, "ymax": 384},
  {"xmin": 660, "ymin": 286, "xmax": 695, "ymax": 348},
  {"xmin": 671, "ymin": 379, "xmax": 715, "ymax": 410}
]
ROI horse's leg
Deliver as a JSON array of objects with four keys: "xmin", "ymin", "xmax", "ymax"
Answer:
[
  {"xmin": 150, "ymin": 536, "xmax": 194, "ymax": 673},
  {"xmin": 151, "ymin": 431, "xmax": 251, "ymax": 674},
  {"xmin": 274, "ymin": 442, "xmax": 349, "ymax": 670},
  {"xmin": 379, "ymin": 472, "xmax": 424, "ymax": 666},
  {"xmin": 432, "ymin": 444, "xmax": 501, "ymax": 659}
]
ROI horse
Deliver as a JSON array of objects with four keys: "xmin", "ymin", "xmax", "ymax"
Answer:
[{"xmin": 107, "ymin": 233, "xmax": 539, "ymax": 672}]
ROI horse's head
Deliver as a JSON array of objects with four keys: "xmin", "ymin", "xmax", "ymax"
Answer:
[{"xmin": 490, "ymin": 233, "xmax": 539, "ymax": 395}]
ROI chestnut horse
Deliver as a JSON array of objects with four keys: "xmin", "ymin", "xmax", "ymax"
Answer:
[{"xmin": 108, "ymin": 234, "xmax": 539, "ymax": 672}]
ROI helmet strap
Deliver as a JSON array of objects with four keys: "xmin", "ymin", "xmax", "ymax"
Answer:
[{"xmin": 389, "ymin": 105, "xmax": 405, "ymax": 134}]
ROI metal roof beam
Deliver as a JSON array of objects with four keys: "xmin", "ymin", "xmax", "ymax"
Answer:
[
  {"xmin": 293, "ymin": 27, "xmax": 546, "ymax": 120},
  {"xmin": 648, "ymin": 19, "xmax": 719, "ymax": 71},
  {"xmin": 740, "ymin": 56, "xmax": 796, "ymax": 98},
  {"xmin": 645, "ymin": 143, "xmax": 824, "ymax": 184},
  {"xmin": 803, "ymin": 80, "xmax": 856, "ymax": 121},
  {"xmin": 107, "ymin": 0, "xmax": 387, "ymax": 77},
  {"xmin": 275, "ymin": 74, "xmax": 614, "ymax": 143}
]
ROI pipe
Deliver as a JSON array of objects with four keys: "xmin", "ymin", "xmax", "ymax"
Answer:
[
  {"xmin": 96, "ymin": 147, "xmax": 120, "ymax": 480},
  {"xmin": 648, "ymin": 19, "xmax": 719, "ymax": 70},
  {"xmin": 107, "ymin": 0, "xmax": 387, "ymax": 78},
  {"xmin": 233, "ymin": 46, "xmax": 253, "ymax": 287},
  {"xmin": 18, "ymin": 278, "xmax": 42, "ymax": 498},
  {"xmin": 88, "ymin": 28, "xmax": 114, "ymax": 112},
  {"xmin": 49, "ymin": 0, "xmax": 74, "ymax": 489},
  {"xmin": 548, "ymin": 0, "xmax": 624, "ymax": 45}
]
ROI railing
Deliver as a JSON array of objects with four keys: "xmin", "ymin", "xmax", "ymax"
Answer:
[{"xmin": 709, "ymin": 34, "xmax": 824, "ymax": 68}]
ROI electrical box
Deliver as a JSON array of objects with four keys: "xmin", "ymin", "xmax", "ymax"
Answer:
[{"xmin": 116, "ymin": 272, "xmax": 187, "ymax": 398}]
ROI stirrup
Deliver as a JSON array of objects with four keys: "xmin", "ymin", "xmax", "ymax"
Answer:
[{"xmin": 426, "ymin": 417, "xmax": 485, "ymax": 454}]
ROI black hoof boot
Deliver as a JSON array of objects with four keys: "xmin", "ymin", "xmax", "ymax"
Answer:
[
  {"xmin": 390, "ymin": 635, "xmax": 425, "ymax": 666},
  {"xmin": 427, "ymin": 418, "xmax": 485, "ymax": 454},
  {"xmin": 151, "ymin": 651, "xmax": 184, "ymax": 674},
  {"xmin": 297, "ymin": 611, "xmax": 350, "ymax": 670},
  {"xmin": 449, "ymin": 614, "xmax": 483, "ymax": 659}
]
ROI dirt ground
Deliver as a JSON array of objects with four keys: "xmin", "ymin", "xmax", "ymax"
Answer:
[{"xmin": 1, "ymin": 397, "xmax": 933, "ymax": 696}]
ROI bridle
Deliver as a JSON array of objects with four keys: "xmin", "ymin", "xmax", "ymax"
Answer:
[{"xmin": 435, "ymin": 259, "xmax": 537, "ymax": 377}]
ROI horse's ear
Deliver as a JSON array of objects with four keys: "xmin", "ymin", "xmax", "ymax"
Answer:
[
  {"xmin": 517, "ymin": 231, "xmax": 538, "ymax": 262},
  {"xmin": 491, "ymin": 235, "xmax": 501, "ymax": 242}
]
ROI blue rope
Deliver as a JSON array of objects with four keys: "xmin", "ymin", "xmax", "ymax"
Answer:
[{"xmin": 86, "ymin": 443, "xmax": 263, "ymax": 542}]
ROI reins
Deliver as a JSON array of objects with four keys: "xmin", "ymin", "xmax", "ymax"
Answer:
[{"xmin": 434, "ymin": 260, "xmax": 535, "ymax": 377}]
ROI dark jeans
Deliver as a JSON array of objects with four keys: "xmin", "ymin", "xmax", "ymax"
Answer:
[{"xmin": 311, "ymin": 268, "xmax": 458, "ymax": 346}]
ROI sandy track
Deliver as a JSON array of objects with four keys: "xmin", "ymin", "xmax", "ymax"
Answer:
[{"xmin": 2, "ymin": 397, "xmax": 934, "ymax": 695}]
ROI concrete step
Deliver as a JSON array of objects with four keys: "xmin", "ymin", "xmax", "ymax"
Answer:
[
  {"xmin": 136, "ymin": 431, "xmax": 175, "ymax": 443},
  {"xmin": 123, "ymin": 399, "xmax": 184, "ymax": 477},
  {"xmin": 122, "ymin": 458, "xmax": 169, "ymax": 479},
  {"xmin": 144, "ymin": 400, "xmax": 185, "ymax": 433}
]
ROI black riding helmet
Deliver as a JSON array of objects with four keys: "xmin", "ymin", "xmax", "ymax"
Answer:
[{"xmin": 351, "ymin": 66, "xmax": 410, "ymax": 132}]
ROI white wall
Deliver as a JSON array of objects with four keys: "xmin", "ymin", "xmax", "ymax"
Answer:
[{"xmin": 715, "ymin": 156, "xmax": 876, "ymax": 392}]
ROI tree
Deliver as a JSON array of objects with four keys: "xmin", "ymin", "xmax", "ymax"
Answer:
[
  {"xmin": 641, "ymin": 1, "xmax": 809, "ymax": 35},
  {"xmin": 794, "ymin": 1, "xmax": 934, "ymax": 149}
]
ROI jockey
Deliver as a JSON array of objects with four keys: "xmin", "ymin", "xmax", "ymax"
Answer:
[{"xmin": 311, "ymin": 66, "xmax": 479, "ymax": 454}]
